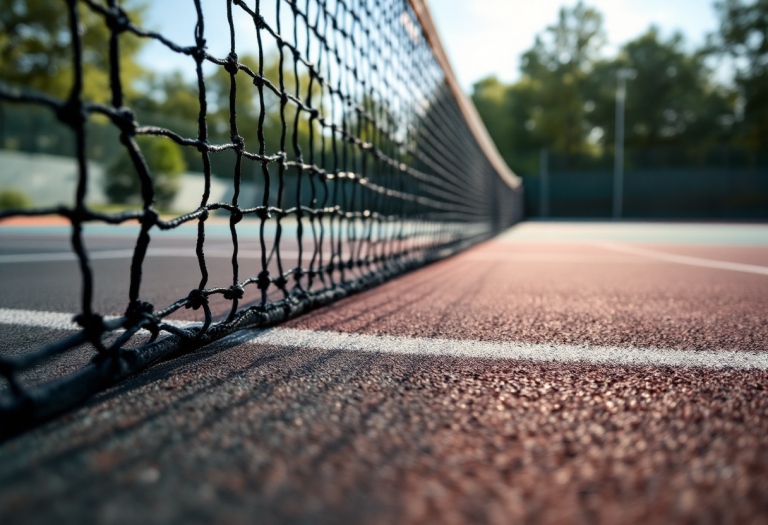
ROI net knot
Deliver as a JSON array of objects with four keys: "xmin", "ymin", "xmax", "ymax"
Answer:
[
  {"xmin": 274, "ymin": 275, "xmax": 288, "ymax": 289},
  {"xmin": 124, "ymin": 301, "xmax": 159, "ymax": 337},
  {"xmin": 198, "ymin": 208, "xmax": 210, "ymax": 221},
  {"xmin": 106, "ymin": 5, "xmax": 130, "ymax": 33},
  {"xmin": 184, "ymin": 288, "xmax": 208, "ymax": 310},
  {"xmin": 195, "ymin": 140, "xmax": 210, "ymax": 153},
  {"xmin": 74, "ymin": 313, "xmax": 106, "ymax": 349},
  {"xmin": 141, "ymin": 208, "xmax": 159, "ymax": 228},
  {"xmin": 256, "ymin": 271, "xmax": 271, "ymax": 290},
  {"xmin": 252, "ymin": 75, "xmax": 264, "ymax": 88},
  {"xmin": 254, "ymin": 14, "xmax": 267, "ymax": 30},
  {"xmin": 126, "ymin": 300, "xmax": 154, "ymax": 317},
  {"xmin": 223, "ymin": 285, "xmax": 245, "ymax": 301},
  {"xmin": 74, "ymin": 313, "xmax": 104, "ymax": 331},
  {"xmin": 255, "ymin": 207, "xmax": 271, "ymax": 220},
  {"xmin": 230, "ymin": 208, "xmax": 243, "ymax": 224},
  {"xmin": 56, "ymin": 98, "xmax": 86, "ymax": 128},
  {"xmin": 192, "ymin": 42, "xmax": 207, "ymax": 63},
  {"xmin": 231, "ymin": 134, "xmax": 245, "ymax": 151},
  {"xmin": 113, "ymin": 107, "xmax": 137, "ymax": 136},
  {"xmin": 224, "ymin": 52, "xmax": 239, "ymax": 75}
]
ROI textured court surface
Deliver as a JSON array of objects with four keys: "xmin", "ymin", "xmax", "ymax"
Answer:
[{"xmin": 1, "ymin": 221, "xmax": 768, "ymax": 524}]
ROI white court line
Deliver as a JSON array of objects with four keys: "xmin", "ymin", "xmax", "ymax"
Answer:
[
  {"xmin": 462, "ymin": 253, "xmax": 658, "ymax": 263},
  {"xmin": 0, "ymin": 249, "xmax": 302, "ymax": 264},
  {"xmin": 1, "ymin": 308, "xmax": 766, "ymax": 370},
  {"xmin": 0, "ymin": 308, "xmax": 197, "ymax": 331},
  {"xmin": 595, "ymin": 242, "xmax": 768, "ymax": 276}
]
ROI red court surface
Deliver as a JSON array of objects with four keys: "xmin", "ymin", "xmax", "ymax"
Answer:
[
  {"xmin": 288, "ymin": 238, "xmax": 768, "ymax": 351},
  {"xmin": 1, "ymin": 222, "xmax": 768, "ymax": 524}
]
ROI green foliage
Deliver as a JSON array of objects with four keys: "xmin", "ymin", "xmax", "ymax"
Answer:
[
  {"xmin": 3, "ymin": 0, "xmax": 761, "ymax": 189},
  {"xmin": 128, "ymin": 53, "xmax": 324, "ymax": 183},
  {"xmin": 206, "ymin": 54, "xmax": 323, "ymax": 157},
  {"xmin": 472, "ymin": 77, "xmax": 540, "ymax": 172},
  {"xmin": 0, "ymin": 188, "xmax": 32, "ymax": 209},
  {"xmin": 711, "ymin": 0, "xmax": 768, "ymax": 150},
  {"xmin": 472, "ymin": 1, "xmax": 608, "ymax": 171},
  {"xmin": 0, "ymin": 0, "xmax": 147, "ymax": 103},
  {"xmin": 472, "ymin": 1, "xmax": 750, "ymax": 174},
  {"xmin": 520, "ymin": 1, "xmax": 606, "ymax": 157},
  {"xmin": 586, "ymin": 28, "xmax": 732, "ymax": 156},
  {"xmin": 105, "ymin": 136, "xmax": 185, "ymax": 208}
]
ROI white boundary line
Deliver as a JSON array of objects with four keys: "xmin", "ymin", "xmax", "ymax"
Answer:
[
  {"xmin": 594, "ymin": 242, "xmax": 768, "ymax": 276},
  {"xmin": 462, "ymin": 253, "xmax": 658, "ymax": 264},
  {"xmin": 0, "ymin": 308, "xmax": 197, "ymax": 331},
  {"xmin": 1, "ymin": 250, "xmax": 655, "ymax": 265},
  {"xmin": 2, "ymin": 308, "xmax": 766, "ymax": 370},
  {"xmin": 0, "ymin": 249, "xmax": 301, "ymax": 264}
]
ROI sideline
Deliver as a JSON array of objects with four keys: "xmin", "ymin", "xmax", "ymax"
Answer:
[
  {"xmin": 0, "ymin": 249, "xmax": 301, "ymax": 264},
  {"xmin": 2, "ymin": 308, "xmax": 766, "ymax": 371}
]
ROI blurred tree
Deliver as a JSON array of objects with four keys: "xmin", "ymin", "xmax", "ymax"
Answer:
[
  {"xmin": 472, "ymin": 77, "xmax": 513, "ymax": 152},
  {"xmin": 586, "ymin": 28, "xmax": 733, "ymax": 163},
  {"xmin": 131, "ymin": 71, "xmax": 204, "ymax": 171},
  {"xmin": 710, "ymin": 0, "xmax": 768, "ymax": 152},
  {"xmin": 519, "ymin": 1, "xmax": 606, "ymax": 159},
  {"xmin": 471, "ymin": 3, "xmax": 742, "ymax": 173},
  {"xmin": 0, "ymin": 188, "xmax": 32, "ymax": 209},
  {"xmin": 201, "ymin": 53, "xmax": 324, "ymax": 191},
  {"xmin": 105, "ymin": 136, "xmax": 185, "ymax": 208},
  {"xmin": 471, "ymin": 76, "xmax": 540, "ymax": 172},
  {"xmin": 471, "ymin": 1, "xmax": 606, "ymax": 171},
  {"xmin": 0, "ymin": 0, "xmax": 146, "ymax": 102},
  {"xmin": 0, "ymin": 0, "xmax": 147, "ymax": 160},
  {"xmin": 206, "ymin": 54, "xmax": 323, "ymax": 157}
]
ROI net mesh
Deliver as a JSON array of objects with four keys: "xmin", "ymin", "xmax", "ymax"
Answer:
[{"xmin": 0, "ymin": 0, "xmax": 521, "ymax": 429}]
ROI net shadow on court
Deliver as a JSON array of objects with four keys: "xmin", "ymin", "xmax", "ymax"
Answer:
[{"xmin": 0, "ymin": 0, "xmax": 522, "ymax": 433}]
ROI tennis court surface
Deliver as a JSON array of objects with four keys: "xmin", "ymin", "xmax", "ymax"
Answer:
[
  {"xmin": 2, "ymin": 221, "xmax": 768, "ymax": 523},
  {"xmin": 2, "ymin": 0, "xmax": 768, "ymax": 522}
]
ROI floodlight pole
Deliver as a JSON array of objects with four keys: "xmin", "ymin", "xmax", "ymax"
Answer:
[
  {"xmin": 613, "ymin": 68, "xmax": 636, "ymax": 219},
  {"xmin": 540, "ymin": 148, "xmax": 549, "ymax": 218}
]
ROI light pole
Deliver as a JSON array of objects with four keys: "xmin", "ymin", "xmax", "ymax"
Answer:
[
  {"xmin": 613, "ymin": 68, "xmax": 636, "ymax": 219},
  {"xmin": 540, "ymin": 148, "xmax": 549, "ymax": 218}
]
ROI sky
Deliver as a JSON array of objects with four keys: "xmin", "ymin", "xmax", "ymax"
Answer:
[
  {"xmin": 430, "ymin": 0, "xmax": 721, "ymax": 90},
  {"xmin": 137, "ymin": 0, "xmax": 722, "ymax": 93}
]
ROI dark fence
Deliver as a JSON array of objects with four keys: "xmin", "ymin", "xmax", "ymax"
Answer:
[
  {"xmin": 523, "ymin": 168, "xmax": 768, "ymax": 219},
  {"xmin": 514, "ymin": 148, "xmax": 768, "ymax": 219}
]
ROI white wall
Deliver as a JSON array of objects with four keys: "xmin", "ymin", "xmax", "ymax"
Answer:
[
  {"xmin": 0, "ymin": 151, "xmax": 257, "ymax": 213},
  {"xmin": 0, "ymin": 150, "xmax": 108, "ymax": 207}
]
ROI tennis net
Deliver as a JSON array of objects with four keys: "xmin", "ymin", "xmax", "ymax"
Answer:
[{"xmin": 0, "ymin": 0, "xmax": 522, "ymax": 431}]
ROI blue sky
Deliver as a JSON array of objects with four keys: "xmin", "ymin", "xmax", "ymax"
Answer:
[
  {"xmin": 137, "ymin": 0, "xmax": 721, "ymax": 92},
  {"xmin": 430, "ymin": 0, "xmax": 720, "ymax": 90}
]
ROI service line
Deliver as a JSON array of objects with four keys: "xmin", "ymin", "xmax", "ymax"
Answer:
[{"xmin": 594, "ymin": 242, "xmax": 768, "ymax": 276}]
